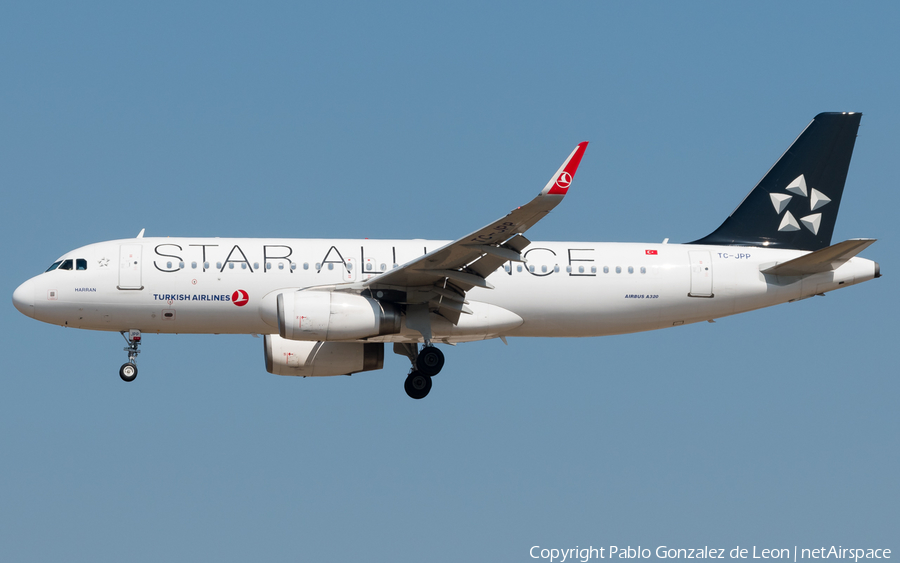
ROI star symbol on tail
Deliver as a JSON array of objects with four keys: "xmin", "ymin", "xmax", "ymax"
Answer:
[{"xmin": 770, "ymin": 174, "xmax": 831, "ymax": 235}]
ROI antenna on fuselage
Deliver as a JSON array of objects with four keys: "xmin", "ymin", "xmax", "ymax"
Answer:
[{"xmin": 136, "ymin": 228, "xmax": 145, "ymax": 239}]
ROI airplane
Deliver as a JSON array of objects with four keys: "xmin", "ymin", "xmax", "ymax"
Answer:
[{"xmin": 12, "ymin": 112, "xmax": 880, "ymax": 399}]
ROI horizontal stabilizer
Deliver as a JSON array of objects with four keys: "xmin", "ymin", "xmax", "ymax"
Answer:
[{"xmin": 760, "ymin": 238, "xmax": 876, "ymax": 276}]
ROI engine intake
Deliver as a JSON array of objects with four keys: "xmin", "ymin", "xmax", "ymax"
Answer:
[
  {"xmin": 276, "ymin": 291, "xmax": 401, "ymax": 341},
  {"xmin": 264, "ymin": 335, "xmax": 384, "ymax": 377}
]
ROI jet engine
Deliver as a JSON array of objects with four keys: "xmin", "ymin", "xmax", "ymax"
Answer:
[
  {"xmin": 264, "ymin": 334, "xmax": 384, "ymax": 377},
  {"xmin": 276, "ymin": 291, "xmax": 401, "ymax": 341}
]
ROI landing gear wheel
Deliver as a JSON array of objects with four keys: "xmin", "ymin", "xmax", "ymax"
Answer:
[
  {"xmin": 416, "ymin": 346, "xmax": 444, "ymax": 376},
  {"xmin": 404, "ymin": 371, "xmax": 432, "ymax": 399},
  {"xmin": 119, "ymin": 362, "xmax": 138, "ymax": 382}
]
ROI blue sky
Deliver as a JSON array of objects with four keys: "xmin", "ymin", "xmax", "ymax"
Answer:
[{"xmin": 1, "ymin": 2, "xmax": 897, "ymax": 561}]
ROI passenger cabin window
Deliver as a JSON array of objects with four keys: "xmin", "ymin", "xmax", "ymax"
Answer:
[
  {"xmin": 59, "ymin": 259, "xmax": 73, "ymax": 270},
  {"xmin": 45, "ymin": 261, "xmax": 62, "ymax": 272},
  {"xmin": 303, "ymin": 263, "xmax": 308, "ymax": 270},
  {"xmin": 191, "ymin": 262, "xmax": 198, "ymax": 269},
  {"xmin": 278, "ymin": 263, "xmax": 284, "ymax": 270},
  {"xmin": 380, "ymin": 264, "xmax": 386, "ymax": 271},
  {"xmin": 76, "ymin": 259, "xmax": 87, "ymax": 270},
  {"xmin": 290, "ymin": 263, "xmax": 297, "ymax": 271}
]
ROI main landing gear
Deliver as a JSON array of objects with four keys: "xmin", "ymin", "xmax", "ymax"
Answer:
[
  {"xmin": 404, "ymin": 371, "xmax": 432, "ymax": 400},
  {"xmin": 119, "ymin": 329, "xmax": 142, "ymax": 382},
  {"xmin": 416, "ymin": 346, "xmax": 444, "ymax": 377},
  {"xmin": 397, "ymin": 343, "xmax": 445, "ymax": 399}
]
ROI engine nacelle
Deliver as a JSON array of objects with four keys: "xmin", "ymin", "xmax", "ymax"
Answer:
[
  {"xmin": 277, "ymin": 291, "xmax": 401, "ymax": 341},
  {"xmin": 264, "ymin": 334, "xmax": 384, "ymax": 377}
]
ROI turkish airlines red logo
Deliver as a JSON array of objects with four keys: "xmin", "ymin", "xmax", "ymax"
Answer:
[
  {"xmin": 645, "ymin": 250, "xmax": 658, "ymax": 255},
  {"xmin": 232, "ymin": 289, "xmax": 249, "ymax": 307},
  {"xmin": 555, "ymin": 171, "xmax": 572, "ymax": 190}
]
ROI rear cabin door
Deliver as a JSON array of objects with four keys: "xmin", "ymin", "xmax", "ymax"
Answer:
[
  {"xmin": 118, "ymin": 244, "xmax": 143, "ymax": 290},
  {"xmin": 688, "ymin": 250, "xmax": 713, "ymax": 298}
]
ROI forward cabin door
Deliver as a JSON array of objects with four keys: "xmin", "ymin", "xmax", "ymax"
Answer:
[
  {"xmin": 118, "ymin": 244, "xmax": 143, "ymax": 290},
  {"xmin": 688, "ymin": 250, "xmax": 713, "ymax": 298}
]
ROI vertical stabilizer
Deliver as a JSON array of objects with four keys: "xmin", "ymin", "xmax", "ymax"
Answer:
[{"xmin": 690, "ymin": 112, "xmax": 861, "ymax": 250}]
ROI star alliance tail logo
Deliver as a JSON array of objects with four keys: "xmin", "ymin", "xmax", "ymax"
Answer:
[{"xmin": 769, "ymin": 174, "xmax": 831, "ymax": 235}]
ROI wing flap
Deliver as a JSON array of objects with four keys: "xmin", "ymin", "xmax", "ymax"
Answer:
[
  {"xmin": 504, "ymin": 234, "xmax": 531, "ymax": 253},
  {"xmin": 468, "ymin": 254, "xmax": 509, "ymax": 279},
  {"xmin": 464, "ymin": 244, "xmax": 523, "ymax": 262}
]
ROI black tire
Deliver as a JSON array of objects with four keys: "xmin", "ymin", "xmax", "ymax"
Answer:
[
  {"xmin": 416, "ymin": 346, "xmax": 444, "ymax": 377},
  {"xmin": 404, "ymin": 371, "xmax": 432, "ymax": 399},
  {"xmin": 119, "ymin": 362, "xmax": 138, "ymax": 382}
]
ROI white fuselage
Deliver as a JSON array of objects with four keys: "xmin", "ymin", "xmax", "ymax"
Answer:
[{"xmin": 14, "ymin": 237, "xmax": 878, "ymax": 343}]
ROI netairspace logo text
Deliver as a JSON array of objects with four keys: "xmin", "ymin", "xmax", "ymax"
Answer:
[{"xmin": 529, "ymin": 546, "xmax": 892, "ymax": 563}]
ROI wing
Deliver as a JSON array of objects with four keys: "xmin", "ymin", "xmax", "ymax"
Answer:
[{"xmin": 358, "ymin": 142, "xmax": 588, "ymax": 322}]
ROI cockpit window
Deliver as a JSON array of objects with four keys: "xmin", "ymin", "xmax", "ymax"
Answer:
[
  {"xmin": 76, "ymin": 259, "xmax": 87, "ymax": 270},
  {"xmin": 45, "ymin": 261, "xmax": 62, "ymax": 272},
  {"xmin": 58, "ymin": 259, "xmax": 73, "ymax": 270}
]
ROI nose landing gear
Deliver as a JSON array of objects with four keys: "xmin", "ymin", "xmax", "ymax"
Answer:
[
  {"xmin": 119, "ymin": 329, "xmax": 142, "ymax": 382},
  {"xmin": 119, "ymin": 362, "xmax": 137, "ymax": 382}
]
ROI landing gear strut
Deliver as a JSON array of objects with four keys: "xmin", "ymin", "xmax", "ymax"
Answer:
[
  {"xmin": 395, "ymin": 343, "xmax": 444, "ymax": 399},
  {"xmin": 119, "ymin": 329, "xmax": 141, "ymax": 382}
]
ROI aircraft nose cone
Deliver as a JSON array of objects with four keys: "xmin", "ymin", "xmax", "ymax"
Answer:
[{"xmin": 12, "ymin": 279, "xmax": 35, "ymax": 318}]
